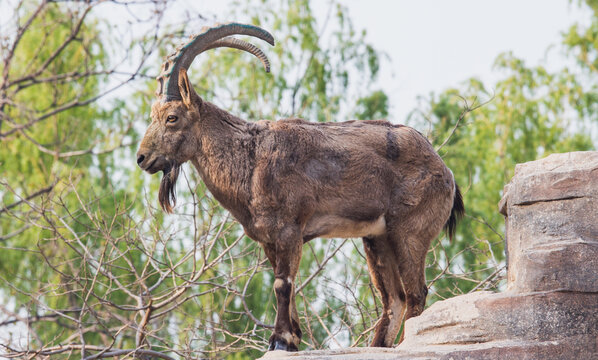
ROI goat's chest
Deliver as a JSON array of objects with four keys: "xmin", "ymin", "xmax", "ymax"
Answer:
[{"xmin": 242, "ymin": 216, "xmax": 277, "ymax": 244}]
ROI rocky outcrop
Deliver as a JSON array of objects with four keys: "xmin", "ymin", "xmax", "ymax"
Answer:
[
  {"xmin": 260, "ymin": 151, "xmax": 598, "ymax": 360},
  {"xmin": 499, "ymin": 151, "xmax": 598, "ymax": 294}
]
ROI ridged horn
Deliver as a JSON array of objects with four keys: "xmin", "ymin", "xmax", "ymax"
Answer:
[
  {"xmin": 156, "ymin": 22, "xmax": 275, "ymax": 101},
  {"xmin": 204, "ymin": 37, "xmax": 271, "ymax": 73}
]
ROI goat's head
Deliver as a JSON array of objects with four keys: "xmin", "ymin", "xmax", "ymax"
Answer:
[{"xmin": 136, "ymin": 23, "xmax": 274, "ymax": 212}]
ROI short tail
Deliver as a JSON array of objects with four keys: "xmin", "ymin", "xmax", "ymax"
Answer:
[{"xmin": 444, "ymin": 183, "xmax": 465, "ymax": 242}]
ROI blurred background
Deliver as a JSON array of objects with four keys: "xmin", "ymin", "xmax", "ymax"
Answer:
[{"xmin": 1, "ymin": 0, "xmax": 597, "ymax": 358}]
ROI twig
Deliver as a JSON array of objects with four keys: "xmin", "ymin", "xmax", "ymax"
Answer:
[{"xmin": 435, "ymin": 95, "xmax": 493, "ymax": 152}]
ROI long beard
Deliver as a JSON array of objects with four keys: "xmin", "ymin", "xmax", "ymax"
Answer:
[{"xmin": 158, "ymin": 161, "xmax": 181, "ymax": 213}]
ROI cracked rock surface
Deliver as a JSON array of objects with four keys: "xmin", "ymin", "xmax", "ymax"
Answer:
[{"xmin": 499, "ymin": 151, "xmax": 598, "ymax": 293}]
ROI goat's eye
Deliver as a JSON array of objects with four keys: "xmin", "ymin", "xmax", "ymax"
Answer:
[{"xmin": 166, "ymin": 115, "xmax": 178, "ymax": 123}]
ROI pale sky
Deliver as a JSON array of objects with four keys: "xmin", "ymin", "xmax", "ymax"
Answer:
[
  {"xmin": 188, "ymin": 0, "xmax": 589, "ymax": 122},
  {"xmin": 340, "ymin": 0, "xmax": 588, "ymax": 121}
]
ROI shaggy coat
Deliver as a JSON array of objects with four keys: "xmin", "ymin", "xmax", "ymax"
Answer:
[{"xmin": 137, "ymin": 69, "xmax": 464, "ymax": 351}]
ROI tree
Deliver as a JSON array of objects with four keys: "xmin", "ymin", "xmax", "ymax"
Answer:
[
  {"xmin": 2, "ymin": 0, "xmax": 597, "ymax": 359},
  {"xmin": 0, "ymin": 0, "xmax": 390, "ymax": 358},
  {"xmin": 0, "ymin": 0, "xmax": 187, "ymax": 357},
  {"xmin": 411, "ymin": 14, "xmax": 596, "ymax": 302}
]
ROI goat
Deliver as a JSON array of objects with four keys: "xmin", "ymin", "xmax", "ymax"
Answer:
[{"xmin": 137, "ymin": 23, "xmax": 464, "ymax": 352}]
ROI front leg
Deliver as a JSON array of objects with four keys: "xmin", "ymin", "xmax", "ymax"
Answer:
[{"xmin": 267, "ymin": 225, "xmax": 303, "ymax": 351}]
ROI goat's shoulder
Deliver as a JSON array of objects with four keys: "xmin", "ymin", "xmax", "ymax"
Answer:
[
  {"xmin": 268, "ymin": 118, "xmax": 311, "ymax": 131},
  {"xmin": 326, "ymin": 119, "xmax": 405, "ymax": 128},
  {"xmin": 247, "ymin": 118, "xmax": 310, "ymax": 136},
  {"xmin": 245, "ymin": 119, "xmax": 271, "ymax": 135},
  {"xmin": 272, "ymin": 118, "xmax": 405, "ymax": 129}
]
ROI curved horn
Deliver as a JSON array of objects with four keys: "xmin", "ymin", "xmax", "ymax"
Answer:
[
  {"xmin": 204, "ymin": 37, "xmax": 271, "ymax": 73},
  {"xmin": 156, "ymin": 22, "xmax": 275, "ymax": 100}
]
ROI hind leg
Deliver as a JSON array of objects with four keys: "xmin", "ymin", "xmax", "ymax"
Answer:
[
  {"xmin": 387, "ymin": 223, "xmax": 440, "ymax": 342},
  {"xmin": 363, "ymin": 235, "xmax": 406, "ymax": 347},
  {"xmin": 399, "ymin": 235, "xmax": 429, "ymax": 321}
]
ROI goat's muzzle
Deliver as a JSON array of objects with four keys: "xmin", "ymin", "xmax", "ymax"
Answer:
[{"xmin": 137, "ymin": 153, "xmax": 170, "ymax": 175}]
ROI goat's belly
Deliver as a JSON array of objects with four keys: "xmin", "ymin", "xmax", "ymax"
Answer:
[{"xmin": 304, "ymin": 215, "xmax": 386, "ymax": 239}]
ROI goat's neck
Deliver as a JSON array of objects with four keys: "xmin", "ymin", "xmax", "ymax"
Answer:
[{"xmin": 190, "ymin": 101, "xmax": 255, "ymax": 224}]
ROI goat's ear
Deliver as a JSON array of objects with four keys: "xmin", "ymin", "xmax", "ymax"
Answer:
[{"xmin": 178, "ymin": 69, "xmax": 199, "ymax": 109}]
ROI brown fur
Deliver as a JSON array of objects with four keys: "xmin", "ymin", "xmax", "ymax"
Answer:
[{"xmin": 137, "ymin": 69, "xmax": 464, "ymax": 351}]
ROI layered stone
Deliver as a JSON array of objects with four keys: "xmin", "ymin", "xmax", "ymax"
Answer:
[{"xmin": 499, "ymin": 151, "xmax": 598, "ymax": 293}]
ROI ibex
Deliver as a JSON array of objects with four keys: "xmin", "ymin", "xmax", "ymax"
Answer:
[{"xmin": 137, "ymin": 23, "xmax": 464, "ymax": 351}]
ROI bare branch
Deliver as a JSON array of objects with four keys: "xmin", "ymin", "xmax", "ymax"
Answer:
[{"xmin": 435, "ymin": 95, "xmax": 494, "ymax": 152}]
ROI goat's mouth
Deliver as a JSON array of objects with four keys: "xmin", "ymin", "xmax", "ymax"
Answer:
[{"xmin": 142, "ymin": 157, "xmax": 170, "ymax": 175}]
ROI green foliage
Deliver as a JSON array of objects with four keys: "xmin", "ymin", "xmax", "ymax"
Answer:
[
  {"xmin": 0, "ymin": 2, "xmax": 144, "ymax": 350},
  {"xmin": 1, "ymin": 3, "xmax": 101, "ymax": 293},
  {"xmin": 2, "ymin": 0, "xmax": 598, "ymax": 359},
  {"xmin": 354, "ymin": 90, "xmax": 389, "ymax": 120},
  {"xmin": 413, "ymin": 50, "xmax": 595, "ymax": 300}
]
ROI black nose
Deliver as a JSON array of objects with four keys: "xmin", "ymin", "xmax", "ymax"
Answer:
[{"xmin": 137, "ymin": 154, "xmax": 145, "ymax": 165}]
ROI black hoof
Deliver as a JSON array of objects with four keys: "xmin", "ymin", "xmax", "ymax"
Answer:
[
  {"xmin": 268, "ymin": 338, "xmax": 298, "ymax": 352},
  {"xmin": 268, "ymin": 339, "xmax": 288, "ymax": 351}
]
